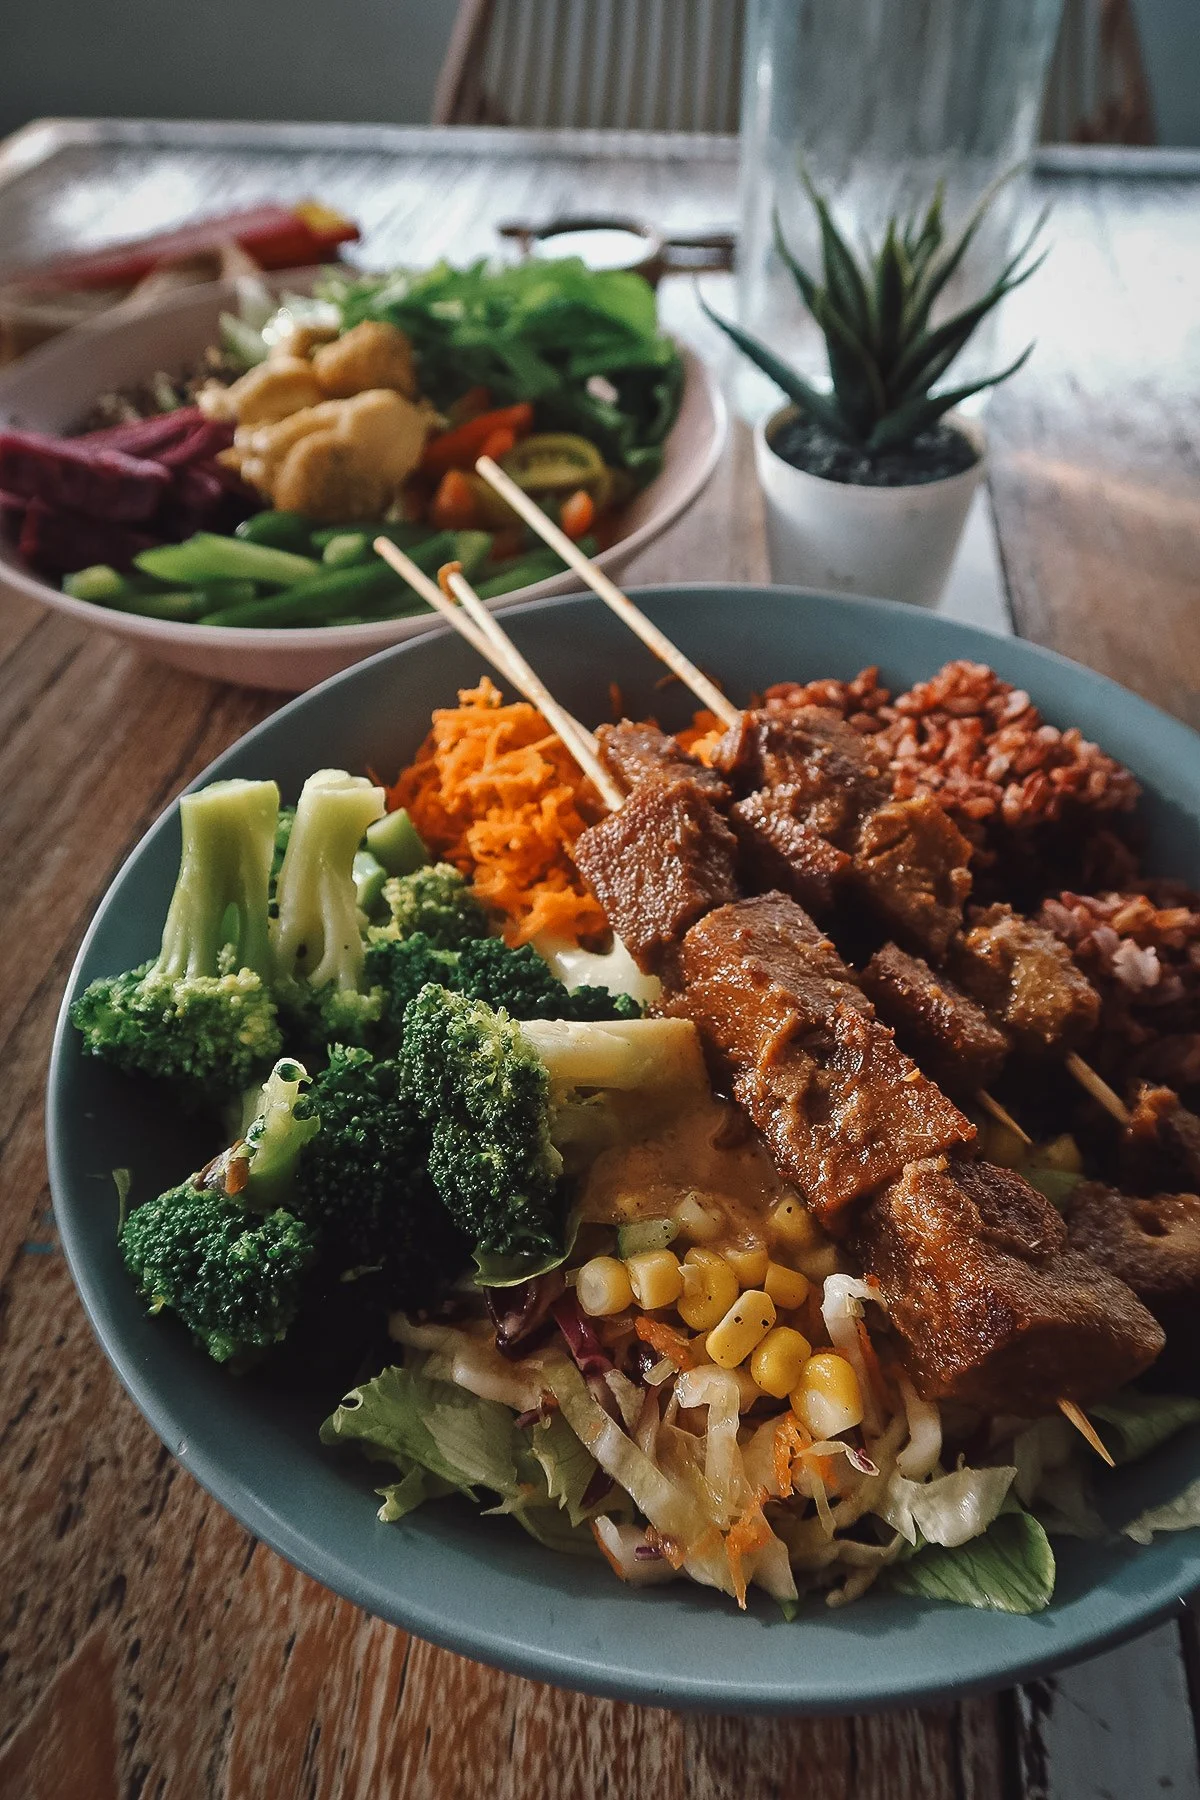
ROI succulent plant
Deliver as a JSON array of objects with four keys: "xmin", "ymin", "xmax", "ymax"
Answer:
[{"xmin": 704, "ymin": 168, "xmax": 1048, "ymax": 456}]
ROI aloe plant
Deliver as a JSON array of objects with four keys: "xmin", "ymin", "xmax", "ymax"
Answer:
[{"xmin": 705, "ymin": 168, "xmax": 1048, "ymax": 456}]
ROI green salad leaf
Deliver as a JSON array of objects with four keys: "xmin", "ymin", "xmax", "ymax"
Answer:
[
  {"xmin": 1091, "ymin": 1392, "xmax": 1200, "ymax": 1465},
  {"xmin": 316, "ymin": 257, "xmax": 683, "ymax": 480},
  {"xmin": 888, "ymin": 1509, "xmax": 1056, "ymax": 1614},
  {"xmin": 1124, "ymin": 1478, "xmax": 1200, "ymax": 1545},
  {"xmin": 880, "ymin": 1465, "xmax": 1016, "ymax": 1548},
  {"xmin": 321, "ymin": 1358, "xmax": 601, "ymax": 1549}
]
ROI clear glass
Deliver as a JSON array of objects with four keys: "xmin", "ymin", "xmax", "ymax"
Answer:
[{"xmin": 736, "ymin": 0, "xmax": 1064, "ymax": 414}]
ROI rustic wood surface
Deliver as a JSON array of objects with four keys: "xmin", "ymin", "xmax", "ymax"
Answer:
[{"xmin": 1, "ymin": 124, "xmax": 1199, "ymax": 1799}]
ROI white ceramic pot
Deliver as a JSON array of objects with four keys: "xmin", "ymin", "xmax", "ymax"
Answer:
[{"xmin": 754, "ymin": 405, "xmax": 985, "ymax": 608}]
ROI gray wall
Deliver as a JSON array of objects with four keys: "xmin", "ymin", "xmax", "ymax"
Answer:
[{"xmin": 0, "ymin": 1, "xmax": 458, "ymax": 138}]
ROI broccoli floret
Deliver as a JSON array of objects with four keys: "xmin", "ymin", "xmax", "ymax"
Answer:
[
  {"xmin": 71, "ymin": 779, "xmax": 283, "ymax": 1104},
  {"xmin": 379, "ymin": 862, "xmax": 490, "ymax": 948},
  {"xmin": 268, "ymin": 804, "xmax": 296, "ymax": 918},
  {"xmin": 291, "ymin": 1044, "xmax": 468, "ymax": 1302},
  {"xmin": 400, "ymin": 988, "xmax": 709, "ymax": 1261},
  {"xmin": 272, "ymin": 770, "xmax": 387, "ymax": 1055},
  {"xmin": 120, "ymin": 1181, "xmax": 317, "ymax": 1363},
  {"xmin": 400, "ymin": 988, "xmax": 561, "ymax": 1257},
  {"xmin": 364, "ymin": 931, "xmax": 641, "ymax": 1055}
]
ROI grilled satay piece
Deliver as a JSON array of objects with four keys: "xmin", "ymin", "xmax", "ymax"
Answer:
[
  {"xmin": 1066, "ymin": 1180, "xmax": 1200, "ymax": 1379},
  {"xmin": 727, "ymin": 788, "xmax": 852, "ymax": 916},
  {"xmin": 596, "ymin": 719, "xmax": 730, "ymax": 801},
  {"xmin": 860, "ymin": 943, "xmax": 1009, "ymax": 1096},
  {"xmin": 669, "ymin": 893, "xmax": 976, "ymax": 1225},
  {"xmin": 1122, "ymin": 1082, "xmax": 1200, "ymax": 1192},
  {"xmin": 855, "ymin": 1157, "xmax": 1164, "ymax": 1414},
  {"xmin": 713, "ymin": 706, "xmax": 973, "ymax": 957},
  {"xmin": 947, "ymin": 903, "xmax": 1100, "ymax": 1057},
  {"xmin": 571, "ymin": 775, "xmax": 739, "ymax": 979}
]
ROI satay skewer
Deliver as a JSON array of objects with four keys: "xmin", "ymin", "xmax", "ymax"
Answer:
[
  {"xmin": 373, "ymin": 550, "xmax": 1151, "ymax": 1430},
  {"xmin": 471, "ymin": 471, "xmax": 1130, "ymax": 1133}
]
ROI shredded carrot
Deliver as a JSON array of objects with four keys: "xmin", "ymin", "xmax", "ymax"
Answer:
[
  {"xmin": 388, "ymin": 678, "xmax": 609, "ymax": 945},
  {"xmin": 644, "ymin": 1524, "xmax": 687, "ymax": 1570},
  {"xmin": 634, "ymin": 1316, "xmax": 700, "ymax": 1369},
  {"xmin": 725, "ymin": 1490, "xmax": 773, "ymax": 1609},
  {"xmin": 772, "ymin": 1412, "xmax": 812, "ymax": 1499},
  {"xmin": 676, "ymin": 707, "xmax": 725, "ymax": 765}
]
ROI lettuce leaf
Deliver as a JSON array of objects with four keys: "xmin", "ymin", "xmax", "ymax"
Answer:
[
  {"xmin": 1124, "ymin": 1478, "xmax": 1200, "ymax": 1545},
  {"xmin": 888, "ymin": 1510, "xmax": 1055, "ymax": 1613},
  {"xmin": 321, "ymin": 1358, "xmax": 602, "ymax": 1547},
  {"xmin": 880, "ymin": 1465, "xmax": 1015, "ymax": 1548},
  {"xmin": 1090, "ymin": 1392, "xmax": 1200, "ymax": 1465}
]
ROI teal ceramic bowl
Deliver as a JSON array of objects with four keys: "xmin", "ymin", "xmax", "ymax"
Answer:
[{"xmin": 48, "ymin": 587, "xmax": 1200, "ymax": 1713}]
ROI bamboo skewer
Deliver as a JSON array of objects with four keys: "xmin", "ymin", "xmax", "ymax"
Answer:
[
  {"xmin": 1058, "ymin": 1398, "xmax": 1116, "ymax": 1467},
  {"xmin": 976, "ymin": 1090, "xmax": 1032, "ymax": 1147},
  {"xmin": 471, "ymin": 469, "xmax": 1133, "ymax": 1133},
  {"xmin": 474, "ymin": 453, "xmax": 741, "ymax": 729},
  {"xmin": 371, "ymin": 538, "xmax": 624, "ymax": 811}
]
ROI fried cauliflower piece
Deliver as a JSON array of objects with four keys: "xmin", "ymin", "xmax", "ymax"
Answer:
[
  {"xmin": 312, "ymin": 321, "xmax": 418, "ymax": 399},
  {"xmin": 208, "ymin": 356, "xmax": 326, "ymax": 426},
  {"xmin": 269, "ymin": 390, "xmax": 432, "ymax": 520}
]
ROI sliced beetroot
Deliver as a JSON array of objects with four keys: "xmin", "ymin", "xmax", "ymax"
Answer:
[
  {"xmin": 74, "ymin": 409, "xmax": 208, "ymax": 456},
  {"xmin": 0, "ymin": 430, "xmax": 171, "ymax": 522},
  {"xmin": 156, "ymin": 420, "xmax": 235, "ymax": 467},
  {"xmin": 17, "ymin": 498, "xmax": 158, "ymax": 576}
]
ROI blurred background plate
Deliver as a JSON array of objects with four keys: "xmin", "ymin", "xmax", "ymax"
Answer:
[
  {"xmin": 0, "ymin": 277, "xmax": 725, "ymax": 689},
  {"xmin": 46, "ymin": 585, "xmax": 1200, "ymax": 1713}
]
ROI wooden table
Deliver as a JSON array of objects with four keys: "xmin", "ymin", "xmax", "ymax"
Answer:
[{"xmin": 2, "ymin": 124, "xmax": 1199, "ymax": 1800}]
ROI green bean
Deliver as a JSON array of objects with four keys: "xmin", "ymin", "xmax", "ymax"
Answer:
[
  {"xmin": 136, "ymin": 533, "xmax": 319, "ymax": 588},
  {"xmin": 235, "ymin": 511, "xmax": 316, "ymax": 553}
]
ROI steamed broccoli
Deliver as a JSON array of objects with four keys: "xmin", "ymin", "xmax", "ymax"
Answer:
[
  {"xmin": 364, "ymin": 931, "xmax": 641, "ymax": 1053},
  {"xmin": 71, "ymin": 779, "xmax": 283, "ymax": 1104},
  {"xmin": 378, "ymin": 862, "xmax": 490, "ymax": 948},
  {"xmin": 271, "ymin": 769, "xmax": 388, "ymax": 1055},
  {"xmin": 291, "ymin": 1043, "xmax": 468, "ymax": 1301},
  {"xmin": 399, "ymin": 987, "xmax": 706, "ymax": 1259},
  {"xmin": 119, "ymin": 1056, "xmax": 320, "ymax": 1360}
]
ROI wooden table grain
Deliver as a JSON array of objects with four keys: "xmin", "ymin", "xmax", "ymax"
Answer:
[{"xmin": 1, "ymin": 125, "xmax": 1199, "ymax": 1800}]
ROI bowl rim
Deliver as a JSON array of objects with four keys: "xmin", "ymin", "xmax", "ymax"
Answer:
[
  {"xmin": 0, "ymin": 277, "xmax": 727, "ymax": 648},
  {"xmin": 45, "ymin": 583, "xmax": 1200, "ymax": 1713}
]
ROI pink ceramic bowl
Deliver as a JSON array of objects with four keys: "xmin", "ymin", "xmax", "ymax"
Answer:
[{"xmin": 0, "ymin": 277, "xmax": 726, "ymax": 690}]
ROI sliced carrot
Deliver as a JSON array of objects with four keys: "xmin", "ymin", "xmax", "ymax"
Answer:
[
  {"xmin": 421, "ymin": 403, "xmax": 535, "ymax": 477},
  {"xmin": 560, "ymin": 487, "xmax": 596, "ymax": 541},
  {"xmin": 430, "ymin": 468, "xmax": 482, "ymax": 530},
  {"xmin": 479, "ymin": 425, "xmax": 518, "ymax": 463}
]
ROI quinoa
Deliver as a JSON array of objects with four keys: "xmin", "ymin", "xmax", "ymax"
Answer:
[
  {"xmin": 1039, "ymin": 887, "xmax": 1200, "ymax": 1095},
  {"xmin": 764, "ymin": 660, "xmax": 1141, "ymax": 889}
]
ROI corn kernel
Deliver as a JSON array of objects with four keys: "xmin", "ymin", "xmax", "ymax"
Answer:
[
  {"xmin": 624, "ymin": 1248, "xmax": 683, "ymax": 1310},
  {"xmin": 674, "ymin": 1192, "xmax": 726, "ymax": 1244},
  {"xmin": 763, "ymin": 1262, "xmax": 811, "ymax": 1310},
  {"xmin": 768, "ymin": 1196, "xmax": 822, "ymax": 1251},
  {"xmin": 678, "ymin": 1247, "xmax": 740, "ymax": 1331},
  {"xmin": 576, "ymin": 1255, "xmax": 634, "ymax": 1318},
  {"xmin": 795, "ymin": 1244, "xmax": 841, "ymax": 1281},
  {"xmin": 706, "ymin": 1290, "xmax": 776, "ymax": 1368},
  {"xmin": 792, "ymin": 1352, "xmax": 864, "ymax": 1438},
  {"xmin": 749, "ymin": 1325, "xmax": 813, "ymax": 1398},
  {"xmin": 724, "ymin": 1242, "xmax": 770, "ymax": 1286}
]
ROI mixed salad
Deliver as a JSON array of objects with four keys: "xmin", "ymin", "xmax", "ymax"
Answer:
[
  {"xmin": 2, "ymin": 258, "xmax": 683, "ymax": 629},
  {"xmin": 70, "ymin": 678, "xmax": 1200, "ymax": 1616}
]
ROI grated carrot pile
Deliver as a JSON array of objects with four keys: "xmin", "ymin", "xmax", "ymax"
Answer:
[
  {"xmin": 676, "ymin": 707, "xmax": 725, "ymax": 765},
  {"xmin": 387, "ymin": 677, "xmax": 609, "ymax": 946}
]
